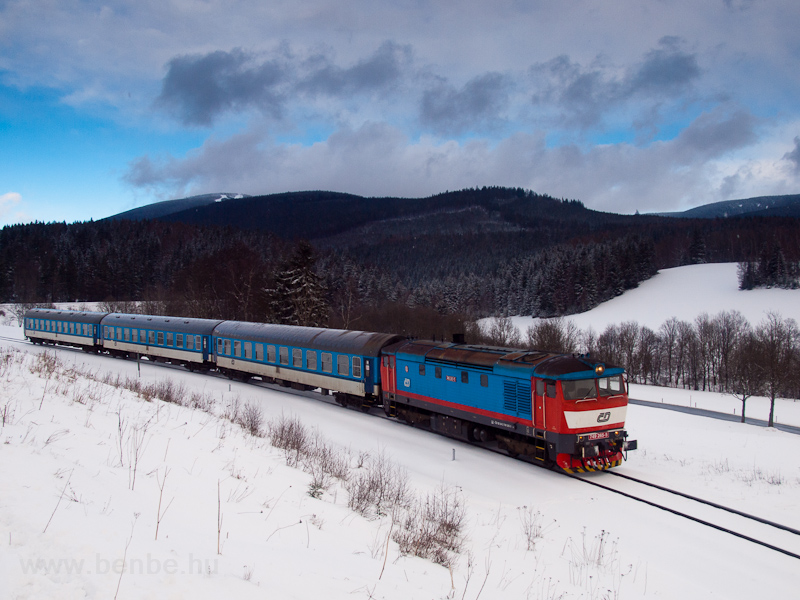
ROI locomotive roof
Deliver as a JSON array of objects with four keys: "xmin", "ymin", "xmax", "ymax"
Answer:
[
  {"xmin": 25, "ymin": 308, "xmax": 108, "ymax": 324},
  {"xmin": 390, "ymin": 340, "xmax": 624, "ymax": 379},
  {"xmin": 213, "ymin": 321, "xmax": 404, "ymax": 357},
  {"xmin": 100, "ymin": 313, "xmax": 224, "ymax": 335}
]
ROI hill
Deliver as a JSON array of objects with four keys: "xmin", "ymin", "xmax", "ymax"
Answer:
[
  {"xmin": 652, "ymin": 193, "xmax": 800, "ymax": 218},
  {"xmin": 107, "ymin": 193, "xmax": 250, "ymax": 221},
  {"xmin": 508, "ymin": 262, "xmax": 800, "ymax": 334}
]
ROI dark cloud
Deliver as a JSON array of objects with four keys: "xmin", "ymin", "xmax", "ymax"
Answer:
[
  {"xmin": 674, "ymin": 107, "xmax": 757, "ymax": 161},
  {"xmin": 783, "ymin": 136, "xmax": 800, "ymax": 173},
  {"xmin": 420, "ymin": 72, "xmax": 509, "ymax": 135},
  {"xmin": 530, "ymin": 38, "xmax": 700, "ymax": 130},
  {"xmin": 298, "ymin": 41, "xmax": 411, "ymax": 96},
  {"xmin": 157, "ymin": 49, "xmax": 286, "ymax": 126},
  {"xmin": 628, "ymin": 37, "xmax": 700, "ymax": 95}
]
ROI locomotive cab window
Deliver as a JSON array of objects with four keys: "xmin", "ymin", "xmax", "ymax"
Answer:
[
  {"xmin": 562, "ymin": 379, "xmax": 597, "ymax": 401},
  {"xmin": 480, "ymin": 374, "xmax": 488, "ymax": 387},
  {"xmin": 598, "ymin": 375, "xmax": 624, "ymax": 396},
  {"xmin": 461, "ymin": 371, "xmax": 469, "ymax": 384},
  {"xmin": 546, "ymin": 381, "xmax": 556, "ymax": 398},
  {"xmin": 419, "ymin": 364, "xmax": 426, "ymax": 376},
  {"xmin": 435, "ymin": 366, "xmax": 442, "ymax": 379}
]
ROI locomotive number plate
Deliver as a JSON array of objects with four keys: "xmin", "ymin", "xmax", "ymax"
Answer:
[{"xmin": 587, "ymin": 432, "xmax": 609, "ymax": 440}]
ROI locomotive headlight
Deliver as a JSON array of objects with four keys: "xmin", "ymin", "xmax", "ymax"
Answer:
[{"xmin": 595, "ymin": 364, "xmax": 605, "ymax": 376}]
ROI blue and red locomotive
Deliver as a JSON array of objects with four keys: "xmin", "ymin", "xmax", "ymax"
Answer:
[{"xmin": 24, "ymin": 308, "xmax": 636, "ymax": 472}]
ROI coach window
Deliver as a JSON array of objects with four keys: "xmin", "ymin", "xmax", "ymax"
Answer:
[
  {"xmin": 337, "ymin": 355, "xmax": 349, "ymax": 376},
  {"xmin": 435, "ymin": 366, "xmax": 442, "ymax": 379},
  {"xmin": 244, "ymin": 342, "xmax": 251, "ymax": 359},
  {"xmin": 132, "ymin": 329, "xmax": 138, "ymax": 343},
  {"xmin": 234, "ymin": 340, "xmax": 241, "ymax": 357},
  {"xmin": 156, "ymin": 332, "xmax": 163, "ymax": 345},
  {"xmin": 419, "ymin": 364, "xmax": 426, "ymax": 376},
  {"xmin": 149, "ymin": 331, "xmax": 155, "ymax": 345},
  {"xmin": 267, "ymin": 345, "xmax": 276, "ymax": 363},
  {"xmin": 292, "ymin": 348, "xmax": 302, "ymax": 367},
  {"xmin": 352, "ymin": 357, "xmax": 362, "ymax": 378},
  {"xmin": 123, "ymin": 328, "xmax": 129, "ymax": 341},
  {"xmin": 195, "ymin": 335, "xmax": 202, "ymax": 351},
  {"xmin": 480, "ymin": 374, "xmax": 488, "ymax": 387},
  {"xmin": 306, "ymin": 351, "xmax": 317, "ymax": 370},
  {"xmin": 167, "ymin": 332, "xmax": 174, "ymax": 346},
  {"xmin": 461, "ymin": 371, "xmax": 469, "ymax": 384},
  {"xmin": 279, "ymin": 347, "xmax": 289, "ymax": 365},
  {"xmin": 216, "ymin": 338, "xmax": 223, "ymax": 354},
  {"xmin": 321, "ymin": 352, "xmax": 332, "ymax": 373},
  {"xmin": 187, "ymin": 335, "xmax": 194, "ymax": 350},
  {"xmin": 224, "ymin": 339, "xmax": 232, "ymax": 355},
  {"xmin": 255, "ymin": 344, "xmax": 263, "ymax": 361},
  {"xmin": 176, "ymin": 334, "xmax": 183, "ymax": 348}
]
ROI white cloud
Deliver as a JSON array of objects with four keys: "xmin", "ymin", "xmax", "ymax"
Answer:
[{"xmin": 0, "ymin": 191, "xmax": 22, "ymax": 215}]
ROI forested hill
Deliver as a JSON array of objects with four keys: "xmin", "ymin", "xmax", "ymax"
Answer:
[
  {"xmin": 140, "ymin": 187, "xmax": 638, "ymax": 241},
  {"xmin": 3, "ymin": 187, "xmax": 800, "ymax": 337}
]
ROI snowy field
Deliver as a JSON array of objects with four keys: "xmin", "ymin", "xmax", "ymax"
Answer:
[
  {"xmin": 1, "ymin": 320, "xmax": 799, "ymax": 599},
  {"xmin": 508, "ymin": 263, "xmax": 800, "ymax": 335}
]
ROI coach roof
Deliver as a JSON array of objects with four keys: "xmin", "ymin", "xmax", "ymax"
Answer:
[
  {"xmin": 25, "ymin": 308, "xmax": 108, "ymax": 324},
  {"xmin": 100, "ymin": 313, "xmax": 223, "ymax": 335},
  {"xmin": 213, "ymin": 321, "xmax": 404, "ymax": 357}
]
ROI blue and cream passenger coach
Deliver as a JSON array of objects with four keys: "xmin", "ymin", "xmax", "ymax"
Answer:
[{"xmin": 212, "ymin": 321, "xmax": 403, "ymax": 408}]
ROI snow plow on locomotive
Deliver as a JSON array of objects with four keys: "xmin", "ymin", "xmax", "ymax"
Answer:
[{"xmin": 23, "ymin": 309, "xmax": 636, "ymax": 473}]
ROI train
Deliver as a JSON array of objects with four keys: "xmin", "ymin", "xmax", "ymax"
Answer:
[{"xmin": 23, "ymin": 308, "xmax": 637, "ymax": 473}]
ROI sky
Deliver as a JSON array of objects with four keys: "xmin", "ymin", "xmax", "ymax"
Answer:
[{"xmin": 2, "ymin": 0, "xmax": 800, "ymax": 226}]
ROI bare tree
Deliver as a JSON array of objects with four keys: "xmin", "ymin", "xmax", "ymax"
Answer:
[
  {"xmin": 729, "ymin": 330, "xmax": 762, "ymax": 423},
  {"xmin": 753, "ymin": 312, "xmax": 799, "ymax": 427}
]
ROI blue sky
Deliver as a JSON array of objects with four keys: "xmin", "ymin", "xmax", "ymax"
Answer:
[{"xmin": 2, "ymin": 0, "xmax": 800, "ymax": 226}]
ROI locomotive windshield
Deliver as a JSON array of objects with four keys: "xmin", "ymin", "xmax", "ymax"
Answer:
[{"xmin": 561, "ymin": 375, "xmax": 625, "ymax": 401}]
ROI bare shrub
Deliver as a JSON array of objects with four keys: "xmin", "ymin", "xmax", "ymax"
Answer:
[
  {"xmin": 153, "ymin": 379, "xmax": 187, "ymax": 406},
  {"xmin": 237, "ymin": 403, "xmax": 264, "ymax": 437},
  {"xmin": 268, "ymin": 414, "xmax": 310, "ymax": 467},
  {"xmin": 563, "ymin": 528, "xmax": 619, "ymax": 587},
  {"xmin": 302, "ymin": 431, "xmax": 350, "ymax": 498},
  {"xmin": 189, "ymin": 391, "xmax": 216, "ymax": 412},
  {"xmin": 393, "ymin": 483, "xmax": 466, "ymax": 567},
  {"xmin": 518, "ymin": 506, "xmax": 547, "ymax": 551},
  {"xmin": 30, "ymin": 351, "xmax": 60, "ymax": 378},
  {"xmin": 345, "ymin": 451, "xmax": 410, "ymax": 517},
  {"xmin": 222, "ymin": 396, "xmax": 242, "ymax": 424}
]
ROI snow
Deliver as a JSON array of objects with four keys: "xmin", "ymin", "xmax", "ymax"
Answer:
[
  {"xmin": 508, "ymin": 263, "xmax": 800, "ymax": 335},
  {"xmin": 1, "ymin": 320, "xmax": 799, "ymax": 599}
]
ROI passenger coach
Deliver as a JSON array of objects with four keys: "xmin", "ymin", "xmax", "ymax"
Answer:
[
  {"xmin": 25, "ymin": 308, "xmax": 107, "ymax": 350},
  {"xmin": 212, "ymin": 321, "xmax": 403, "ymax": 409}
]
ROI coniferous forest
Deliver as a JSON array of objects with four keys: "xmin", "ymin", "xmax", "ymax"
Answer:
[{"xmin": 2, "ymin": 187, "xmax": 800, "ymax": 344}]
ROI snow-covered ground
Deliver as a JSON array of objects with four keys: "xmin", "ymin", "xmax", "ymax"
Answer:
[
  {"xmin": 1, "ymin": 322, "xmax": 799, "ymax": 599},
  {"xmin": 508, "ymin": 263, "xmax": 800, "ymax": 335}
]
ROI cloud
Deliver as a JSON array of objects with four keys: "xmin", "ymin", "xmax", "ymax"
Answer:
[
  {"xmin": 0, "ymin": 191, "xmax": 21, "ymax": 214},
  {"xmin": 156, "ymin": 42, "xmax": 413, "ymax": 126},
  {"xmin": 420, "ymin": 72, "xmax": 510, "ymax": 136},
  {"xmin": 783, "ymin": 136, "xmax": 800, "ymax": 173},
  {"xmin": 157, "ymin": 48, "xmax": 287, "ymax": 126},
  {"xmin": 122, "ymin": 106, "xmax": 783, "ymax": 216},
  {"xmin": 529, "ymin": 37, "xmax": 701, "ymax": 131}
]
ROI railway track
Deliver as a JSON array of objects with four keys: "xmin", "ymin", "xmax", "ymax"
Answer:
[{"xmin": 570, "ymin": 470, "xmax": 800, "ymax": 561}]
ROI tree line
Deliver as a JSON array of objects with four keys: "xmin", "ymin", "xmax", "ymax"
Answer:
[{"xmin": 482, "ymin": 311, "xmax": 800, "ymax": 425}]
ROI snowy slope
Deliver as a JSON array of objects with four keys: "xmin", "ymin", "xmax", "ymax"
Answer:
[
  {"xmin": 509, "ymin": 263, "xmax": 800, "ymax": 335},
  {"xmin": 1, "ymin": 326, "xmax": 799, "ymax": 599}
]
